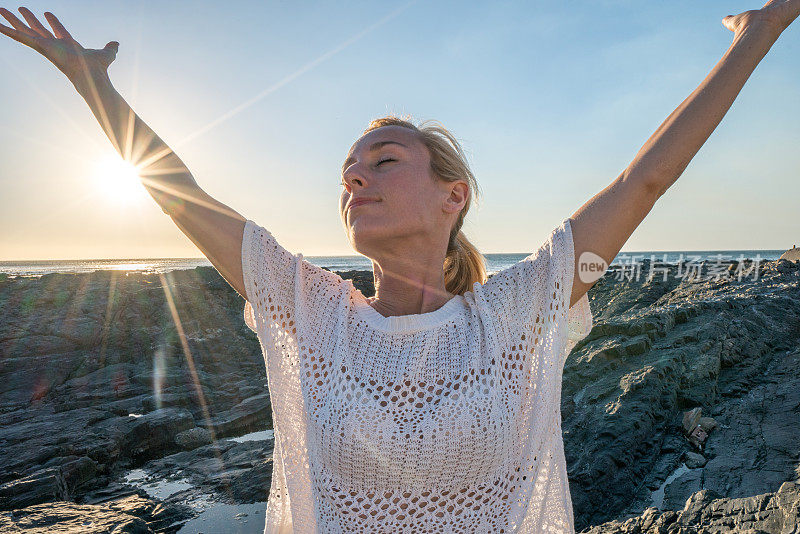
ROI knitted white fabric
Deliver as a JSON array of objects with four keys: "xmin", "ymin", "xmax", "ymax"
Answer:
[{"xmin": 242, "ymin": 217, "xmax": 593, "ymax": 534}]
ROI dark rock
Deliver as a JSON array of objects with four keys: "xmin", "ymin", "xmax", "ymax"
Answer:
[
  {"xmin": 104, "ymin": 494, "xmax": 195, "ymax": 532},
  {"xmin": 0, "ymin": 467, "xmax": 66, "ymax": 510},
  {"xmin": 0, "ymin": 494, "xmax": 194, "ymax": 533},
  {"xmin": 174, "ymin": 427, "xmax": 213, "ymax": 450},
  {"xmin": 662, "ymin": 468, "xmax": 702, "ymax": 511},
  {"xmin": 92, "ymin": 408, "xmax": 195, "ymax": 463},
  {"xmin": 563, "ymin": 260, "xmax": 800, "ymax": 529},
  {"xmin": 0, "ymin": 456, "xmax": 102, "ymax": 511},
  {"xmin": 197, "ymin": 393, "xmax": 271, "ymax": 439},
  {"xmin": 141, "ymin": 393, "xmax": 192, "ymax": 412},
  {"xmin": 2, "ymin": 261, "xmax": 799, "ymax": 532},
  {"xmin": 59, "ymin": 456, "xmax": 101, "ymax": 495},
  {"xmin": 683, "ymin": 451, "xmax": 706, "ymax": 469},
  {"xmin": 143, "ymin": 437, "xmax": 275, "ymax": 504},
  {"xmin": 333, "ymin": 269, "xmax": 375, "ymax": 296},
  {"xmin": 582, "ymin": 482, "xmax": 800, "ymax": 533}
]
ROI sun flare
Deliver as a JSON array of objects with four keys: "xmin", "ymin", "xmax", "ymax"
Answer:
[{"xmin": 92, "ymin": 154, "xmax": 149, "ymax": 206}]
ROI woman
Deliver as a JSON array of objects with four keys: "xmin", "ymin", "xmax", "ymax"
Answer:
[{"xmin": 1, "ymin": 3, "xmax": 797, "ymax": 532}]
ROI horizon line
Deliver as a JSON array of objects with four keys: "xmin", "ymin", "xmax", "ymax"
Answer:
[{"xmin": 0, "ymin": 247, "xmax": 790, "ymax": 263}]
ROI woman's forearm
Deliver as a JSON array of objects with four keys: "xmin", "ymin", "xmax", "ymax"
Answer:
[
  {"xmin": 71, "ymin": 68, "xmax": 210, "ymax": 216},
  {"xmin": 624, "ymin": 18, "xmax": 783, "ymax": 197}
]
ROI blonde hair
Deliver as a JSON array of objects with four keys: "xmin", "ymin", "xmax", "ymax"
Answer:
[{"xmin": 362, "ymin": 115, "xmax": 487, "ymax": 295}]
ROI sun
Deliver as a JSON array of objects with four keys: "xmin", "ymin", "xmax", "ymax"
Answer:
[{"xmin": 92, "ymin": 154, "xmax": 149, "ymax": 206}]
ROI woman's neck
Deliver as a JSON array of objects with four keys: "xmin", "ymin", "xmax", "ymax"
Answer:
[{"xmin": 369, "ymin": 256, "xmax": 454, "ymax": 317}]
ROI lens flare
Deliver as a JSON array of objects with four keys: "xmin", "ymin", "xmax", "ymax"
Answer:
[{"xmin": 153, "ymin": 345, "xmax": 165, "ymax": 411}]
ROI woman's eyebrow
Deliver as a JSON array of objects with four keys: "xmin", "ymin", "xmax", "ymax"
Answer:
[{"xmin": 342, "ymin": 141, "xmax": 408, "ymax": 174}]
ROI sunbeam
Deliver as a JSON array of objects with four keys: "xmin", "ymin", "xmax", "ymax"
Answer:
[
  {"xmin": 158, "ymin": 272, "xmax": 217, "ymax": 444},
  {"xmin": 0, "ymin": 126, "xmax": 91, "ymax": 164},
  {"xmin": 138, "ymin": 174, "xmax": 242, "ymax": 217},
  {"xmin": 128, "ymin": 4, "xmax": 144, "ymax": 108},
  {"xmin": 175, "ymin": 0, "xmax": 420, "ymax": 148},
  {"xmin": 0, "ymin": 52, "xmax": 102, "ymax": 150},
  {"xmin": 98, "ymin": 270, "xmax": 118, "ymax": 369}
]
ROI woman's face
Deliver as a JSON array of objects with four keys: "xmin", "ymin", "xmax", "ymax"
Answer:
[{"xmin": 339, "ymin": 125, "xmax": 462, "ymax": 259}]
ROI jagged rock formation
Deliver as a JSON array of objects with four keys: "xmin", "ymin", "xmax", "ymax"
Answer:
[
  {"xmin": 780, "ymin": 246, "xmax": 800, "ymax": 263},
  {"xmin": 0, "ymin": 258, "xmax": 798, "ymax": 532},
  {"xmin": 582, "ymin": 482, "xmax": 799, "ymax": 533},
  {"xmin": 566, "ymin": 258, "xmax": 800, "ymax": 531}
]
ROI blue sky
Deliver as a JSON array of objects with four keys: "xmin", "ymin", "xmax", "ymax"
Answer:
[{"xmin": 1, "ymin": 0, "xmax": 798, "ymax": 259}]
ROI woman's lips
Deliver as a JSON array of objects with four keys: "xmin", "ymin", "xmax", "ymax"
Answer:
[{"xmin": 348, "ymin": 199, "xmax": 378, "ymax": 210}]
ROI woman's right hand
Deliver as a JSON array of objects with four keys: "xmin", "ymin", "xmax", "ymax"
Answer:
[{"xmin": 0, "ymin": 7, "xmax": 118, "ymax": 83}]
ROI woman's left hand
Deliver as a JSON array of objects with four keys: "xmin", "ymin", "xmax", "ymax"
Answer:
[
  {"xmin": 0, "ymin": 7, "xmax": 118, "ymax": 83},
  {"xmin": 723, "ymin": 0, "xmax": 800, "ymax": 36}
]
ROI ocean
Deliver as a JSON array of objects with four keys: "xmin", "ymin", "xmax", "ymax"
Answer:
[{"xmin": 0, "ymin": 250, "xmax": 786, "ymax": 278}]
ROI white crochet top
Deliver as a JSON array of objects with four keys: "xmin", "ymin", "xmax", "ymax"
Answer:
[{"xmin": 242, "ymin": 217, "xmax": 593, "ymax": 534}]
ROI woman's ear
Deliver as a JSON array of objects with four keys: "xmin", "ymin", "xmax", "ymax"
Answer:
[{"xmin": 443, "ymin": 180, "xmax": 469, "ymax": 214}]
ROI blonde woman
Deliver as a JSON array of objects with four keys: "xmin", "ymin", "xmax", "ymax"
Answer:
[{"xmin": 2, "ymin": 2, "xmax": 798, "ymax": 532}]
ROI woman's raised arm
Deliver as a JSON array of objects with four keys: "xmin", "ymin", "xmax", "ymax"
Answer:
[
  {"xmin": 0, "ymin": 7, "xmax": 250, "ymax": 299},
  {"xmin": 567, "ymin": 0, "xmax": 800, "ymax": 308}
]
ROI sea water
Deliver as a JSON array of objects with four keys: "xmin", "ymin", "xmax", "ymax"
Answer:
[{"xmin": 0, "ymin": 249, "xmax": 784, "ymax": 278}]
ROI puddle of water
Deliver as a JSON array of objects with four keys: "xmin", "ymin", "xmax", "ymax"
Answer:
[
  {"xmin": 128, "ymin": 413, "xmax": 143, "ymax": 418},
  {"xmin": 650, "ymin": 463, "xmax": 691, "ymax": 510},
  {"xmin": 145, "ymin": 479, "xmax": 194, "ymax": 500},
  {"xmin": 177, "ymin": 501, "xmax": 267, "ymax": 533},
  {"xmin": 230, "ymin": 429, "xmax": 274, "ymax": 443},
  {"xmin": 123, "ymin": 468, "xmax": 194, "ymax": 500},
  {"xmin": 120, "ymin": 429, "xmax": 275, "ymax": 530},
  {"xmin": 124, "ymin": 468, "xmax": 147, "ymax": 483}
]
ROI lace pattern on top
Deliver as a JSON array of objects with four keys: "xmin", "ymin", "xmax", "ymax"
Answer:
[{"xmin": 242, "ymin": 218, "xmax": 593, "ymax": 533}]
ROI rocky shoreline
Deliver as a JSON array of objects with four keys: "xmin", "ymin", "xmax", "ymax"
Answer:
[{"xmin": 0, "ymin": 258, "xmax": 798, "ymax": 532}]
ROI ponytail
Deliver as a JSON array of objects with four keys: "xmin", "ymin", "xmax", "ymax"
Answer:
[{"xmin": 445, "ymin": 229, "xmax": 487, "ymax": 296}]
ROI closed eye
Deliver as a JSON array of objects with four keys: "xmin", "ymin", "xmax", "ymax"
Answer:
[{"xmin": 340, "ymin": 158, "xmax": 396, "ymax": 186}]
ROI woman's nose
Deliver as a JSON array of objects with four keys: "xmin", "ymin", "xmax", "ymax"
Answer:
[{"xmin": 342, "ymin": 171, "xmax": 365, "ymax": 190}]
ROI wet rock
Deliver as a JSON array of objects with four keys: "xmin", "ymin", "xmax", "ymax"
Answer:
[
  {"xmin": 662, "ymin": 469, "xmax": 702, "ymax": 511},
  {"xmin": 104, "ymin": 494, "xmax": 195, "ymax": 532},
  {"xmin": 174, "ymin": 427, "xmax": 214, "ymax": 450},
  {"xmin": 683, "ymin": 451, "xmax": 706, "ymax": 469},
  {"xmin": 92, "ymin": 408, "xmax": 195, "ymax": 463},
  {"xmin": 0, "ymin": 494, "xmax": 194, "ymax": 533},
  {"xmin": 197, "ymin": 393, "xmax": 271, "ymax": 439},
  {"xmin": 582, "ymin": 482, "xmax": 800, "ymax": 533},
  {"xmin": 141, "ymin": 392, "xmax": 192, "ymax": 412},
  {"xmin": 144, "ymin": 437, "xmax": 275, "ymax": 504}
]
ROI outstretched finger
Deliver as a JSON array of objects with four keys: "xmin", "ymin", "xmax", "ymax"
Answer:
[
  {"xmin": 0, "ymin": 7, "xmax": 36, "ymax": 37},
  {"xmin": 43, "ymin": 11, "xmax": 72, "ymax": 40},
  {"xmin": 0, "ymin": 17, "xmax": 38, "ymax": 49},
  {"xmin": 0, "ymin": 19, "xmax": 26, "ymax": 42},
  {"xmin": 18, "ymin": 7, "xmax": 54, "ymax": 39}
]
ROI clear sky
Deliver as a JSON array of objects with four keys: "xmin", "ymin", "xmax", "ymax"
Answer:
[{"xmin": 1, "ymin": 0, "xmax": 798, "ymax": 260}]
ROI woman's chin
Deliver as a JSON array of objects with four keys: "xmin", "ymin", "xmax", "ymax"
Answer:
[
  {"xmin": 348, "ymin": 217, "xmax": 378, "ymax": 236},
  {"xmin": 349, "ymin": 225, "xmax": 390, "ymax": 254}
]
